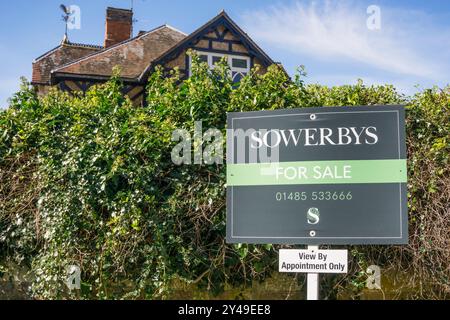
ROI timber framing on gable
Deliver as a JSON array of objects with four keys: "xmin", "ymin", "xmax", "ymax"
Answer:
[{"xmin": 138, "ymin": 11, "xmax": 275, "ymax": 82}]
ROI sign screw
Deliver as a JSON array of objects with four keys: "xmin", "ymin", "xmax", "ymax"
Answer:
[
  {"xmin": 310, "ymin": 114, "xmax": 316, "ymax": 120},
  {"xmin": 310, "ymin": 230, "xmax": 316, "ymax": 237}
]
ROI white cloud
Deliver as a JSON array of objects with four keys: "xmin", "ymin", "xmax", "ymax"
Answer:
[{"xmin": 241, "ymin": 1, "xmax": 448, "ymax": 80}]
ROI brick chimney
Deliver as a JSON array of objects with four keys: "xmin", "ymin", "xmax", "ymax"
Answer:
[{"xmin": 104, "ymin": 7, "xmax": 133, "ymax": 48}]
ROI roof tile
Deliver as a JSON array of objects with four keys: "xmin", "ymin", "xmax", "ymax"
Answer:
[{"xmin": 53, "ymin": 25, "xmax": 186, "ymax": 80}]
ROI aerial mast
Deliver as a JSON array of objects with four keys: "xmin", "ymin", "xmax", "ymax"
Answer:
[
  {"xmin": 60, "ymin": 4, "xmax": 71, "ymax": 43},
  {"xmin": 130, "ymin": 0, "xmax": 138, "ymax": 37}
]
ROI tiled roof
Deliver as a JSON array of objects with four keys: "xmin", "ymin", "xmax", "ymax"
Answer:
[
  {"xmin": 32, "ymin": 43, "xmax": 102, "ymax": 84},
  {"xmin": 64, "ymin": 42, "xmax": 104, "ymax": 50},
  {"xmin": 52, "ymin": 25, "xmax": 186, "ymax": 81}
]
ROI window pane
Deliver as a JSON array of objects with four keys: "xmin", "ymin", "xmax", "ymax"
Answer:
[
  {"xmin": 232, "ymin": 58, "xmax": 248, "ymax": 69},
  {"xmin": 212, "ymin": 56, "xmax": 222, "ymax": 65},
  {"xmin": 198, "ymin": 55, "xmax": 208, "ymax": 63},
  {"xmin": 232, "ymin": 72, "xmax": 246, "ymax": 83}
]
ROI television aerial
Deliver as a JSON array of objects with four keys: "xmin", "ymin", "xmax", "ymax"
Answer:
[{"xmin": 130, "ymin": 0, "xmax": 149, "ymax": 36}]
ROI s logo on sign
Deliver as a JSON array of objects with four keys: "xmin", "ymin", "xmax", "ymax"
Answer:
[{"xmin": 307, "ymin": 208, "xmax": 320, "ymax": 225}]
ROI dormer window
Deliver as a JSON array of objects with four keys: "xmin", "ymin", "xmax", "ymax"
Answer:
[{"xmin": 189, "ymin": 51, "xmax": 250, "ymax": 82}]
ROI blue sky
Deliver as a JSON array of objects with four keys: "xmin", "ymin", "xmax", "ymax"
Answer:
[{"xmin": 1, "ymin": 0, "xmax": 449, "ymax": 108}]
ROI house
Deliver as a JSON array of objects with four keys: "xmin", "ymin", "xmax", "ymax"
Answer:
[{"xmin": 32, "ymin": 7, "xmax": 277, "ymax": 106}]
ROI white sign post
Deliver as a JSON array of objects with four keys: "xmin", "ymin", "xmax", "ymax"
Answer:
[
  {"xmin": 279, "ymin": 247, "xmax": 348, "ymax": 300},
  {"xmin": 307, "ymin": 246, "xmax": 319, "ymax": 300}
]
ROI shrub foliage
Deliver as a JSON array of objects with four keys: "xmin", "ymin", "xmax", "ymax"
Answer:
[{"xmin": 0, "ymin": 60, "xmax": 448, "ymax": 299}]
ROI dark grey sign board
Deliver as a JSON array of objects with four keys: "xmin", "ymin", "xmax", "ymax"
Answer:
[{"xmin": 226, "ymin": 105, "xmax": 408, "ymax": 244}]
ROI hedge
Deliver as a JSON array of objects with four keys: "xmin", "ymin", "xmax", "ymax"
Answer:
[{"xmin": 0, "ymin": 58, "xmax": 448, "ymax": 299}]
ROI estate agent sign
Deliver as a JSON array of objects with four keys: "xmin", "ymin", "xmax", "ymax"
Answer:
[{"xmin": 226, "ymin": 105, "xmax": 407, "ymax": 244}]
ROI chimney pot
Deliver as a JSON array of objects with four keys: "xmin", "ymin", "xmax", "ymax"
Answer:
[{"xmin": 104, "ymin": 7, "xmax": 133, "ymax": 48}]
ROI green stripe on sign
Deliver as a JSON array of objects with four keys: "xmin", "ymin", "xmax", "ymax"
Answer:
[{"xmin": 227, "ymin": 159, "xmax": 407, "ymax": 186}]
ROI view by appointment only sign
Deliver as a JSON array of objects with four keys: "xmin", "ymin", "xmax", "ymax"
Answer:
[
  {"xmin": 279, "ymin": 248, "xmax": 348, "ymax": 273},
  {"xmin": 226, "ymin": 106, "xmax": 408, "ymax": 245}
]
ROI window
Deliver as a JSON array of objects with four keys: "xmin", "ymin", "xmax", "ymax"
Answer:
[
  {"xmin": 232, "ymin": 58, "xmax": 248, "ymax": 69},
  {"xmin": 189, "ymin": 51, "xmax": 250, "ymax": 82},
  {"xmin": 212, "ymin": 56, "xmax": 222, "ymax": 65}
]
